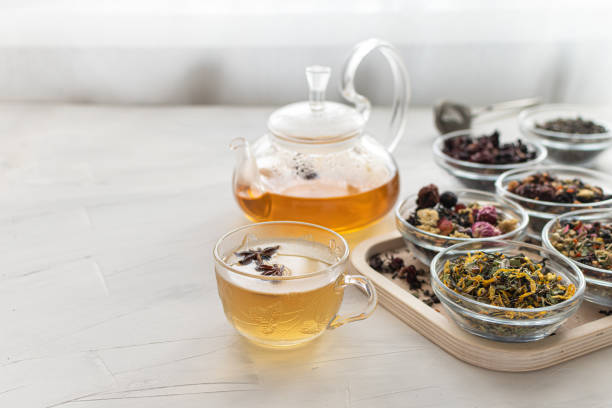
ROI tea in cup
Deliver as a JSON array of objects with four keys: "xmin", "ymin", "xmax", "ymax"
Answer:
[{"xmin": 213, "ymin": 221, "xmax": 377, "ymax": 348}]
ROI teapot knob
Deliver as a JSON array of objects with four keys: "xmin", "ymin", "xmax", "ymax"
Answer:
[{"xmin": 305, "ymin": 65, "xmax": 331, "ymax": 112}]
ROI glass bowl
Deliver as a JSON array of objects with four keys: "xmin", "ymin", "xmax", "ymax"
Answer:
[
  {"xmin": 496, "ymin": 165, "xmax": 612, "ymax": 242},
  {"xmin": 433, "ymin": 128, "xmax": 547, "ymax": 191},
  {"xmin": 542, "ymin": 209, "xmax": 612, "ymax": 307},
  {"xmin": 395, "ymin": 189, "xmax": 528, "ymax": 265},
  {"xmin": 431, "ymin": 239, "xmax": 585, "ymax": 342},
  {"xmin": 519, "ymin": 104, "xmax": 612, "ymax": 165}
]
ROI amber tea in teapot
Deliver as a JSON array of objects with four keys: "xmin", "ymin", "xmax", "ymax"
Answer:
[
  {"xmin": 234, "ymin": 158, "xmax": 400, "ymax": 232},
  {"xmin": 231, "ymin": 39, "xmax": 410, "ymax": 232}
]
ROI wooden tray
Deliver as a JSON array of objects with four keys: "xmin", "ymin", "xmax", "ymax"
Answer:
[{"xmin": 350, "ymin": 232, "xmax": 612, "ymax": 372}]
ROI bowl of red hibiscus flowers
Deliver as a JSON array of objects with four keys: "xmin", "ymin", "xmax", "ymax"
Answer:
[
  {"xmin": 396, "ymin": 184, "xmax": 529, "ymax": 265},
  {"xmin": 433, "ymin": 128, "xmax": 547, "ymax": 191}
]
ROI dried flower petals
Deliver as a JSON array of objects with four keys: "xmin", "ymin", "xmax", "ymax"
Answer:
[
  {"xmin": 443, "ymin": 130, "xmax": 537, "ymax": 165},
  {"xmin": 441, "ymin": 252, "xmax": 576, "ymax": 308},
  {"xmin": 408, "ymin": 184, "xmax": 517, "ymax": 238},
  {"xmin": 471, "ymin": 221, "xmax": 501, "ymax": 238},
  {"xmin": 417, "ymin": 208, "xmax": 439, "ymax": 227},
  {"xmin": 476, "ymin": 205, "xmax": 498, "ymax": 224}
]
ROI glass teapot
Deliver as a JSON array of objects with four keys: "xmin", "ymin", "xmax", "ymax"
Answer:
[{"xmin": 231, "ymin": 39, "xmax": 410, "ymax": 232}]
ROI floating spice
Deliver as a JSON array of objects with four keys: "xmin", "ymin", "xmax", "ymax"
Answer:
[
  {"xmin": 507, "ymin": 172, "xmax": 609, "ymax": 204},
  {"xmin": 443, "ymin": 130, "xmax": 536, "ymax": 165},
  {"xmin": 549, "ymin": 219, "xmax": 612, "ymax": 270},
  {"xmin": 408, "ymin": 184, "xmax": 518, "ymax": 238},
  {"xmin": 235, "ymin": 245, "xmax": 280, "ymax": 265},
  {"xmin": 256, "ymin": 263, "xmax": 286, "ymax": 276},
  {"xmin": 235, "ymin": 245, "xmax": 286, "ymax": 277},
  {"xmin": 441, "ymin": 252, "xmax": 576, "ymax": 308},
  {"xmin": 536, "ymin": 117, "xmax": 607, "ymax": 134}
]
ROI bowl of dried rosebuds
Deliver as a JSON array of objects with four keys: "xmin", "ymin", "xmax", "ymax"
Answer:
[
  {"xmin": 396, "ymin": 184, "xmax": 528, "ymax": 265},
  {"xmin": 433, "ymin": 128, "xmax": 547, "ymax": 191}
]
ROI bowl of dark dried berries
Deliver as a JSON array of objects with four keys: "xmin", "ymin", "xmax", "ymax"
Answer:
[
  {"xmin": 396, "ymin": 184, "xmax": 528, "ymax": 264},
  {"xmin": 543, "ymin": 209, "xmax": 612, "ymax": 307},
  {"xmin": 433, "ymin": 128, "xmax": 547, "ymax": 191},
  {"xmin": 519, "ymin": 104, "xmax": 612, "ymax": 165},
  {"xmin": 431, "ymin": 239, "xmax": 585, "ymax": 342},
  {"xmin": 496, "ymin": 165, "xmax": 612, "ymax": 241}
]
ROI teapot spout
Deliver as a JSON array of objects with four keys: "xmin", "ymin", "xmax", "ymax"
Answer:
[{"xmin": 230, "ymin": 137, "xmax": 263, "ymax": 194}]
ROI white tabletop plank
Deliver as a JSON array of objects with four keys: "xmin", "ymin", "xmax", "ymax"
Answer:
[{"xmin": 0, "ymin": 103, "xmax": 611, "ymax": 407}]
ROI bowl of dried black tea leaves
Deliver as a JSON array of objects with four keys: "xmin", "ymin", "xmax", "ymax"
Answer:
[{"xmin": 519, "ymin": 104, "xmax": 612, "ymax": 165}]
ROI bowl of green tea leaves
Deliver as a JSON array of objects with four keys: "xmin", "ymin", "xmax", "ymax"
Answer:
[{"xmin": 431, "ymin": 239, "xmax": 585, "ymax": 342}]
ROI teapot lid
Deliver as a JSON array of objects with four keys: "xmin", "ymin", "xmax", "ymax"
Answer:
[{"xmin": 267, "ymin": 66, "xmax": 366, "ymax": 144}]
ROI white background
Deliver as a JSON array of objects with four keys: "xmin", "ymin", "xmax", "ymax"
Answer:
[{"xmin": 1, "ymin": 0, "xmax": 612, "ymax": 106}]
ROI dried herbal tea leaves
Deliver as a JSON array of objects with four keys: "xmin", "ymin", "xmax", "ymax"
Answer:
[
  {"xmin": 536, "ymin": 117, "xmax": 607, "ymax": 134},
  {"xmin": 443, "ymin": 130, "xmax": 536, "ymax": 165},
  {"xmin": 441, "ymin": 252, "xmax": 576, "ymax": 308},
  {"xmin": 599, "ymin": 310, "xmax": 612, "ymax": 316},
  {"xmin": 368, "ymin": 251, "xmax": 439, "ymax": 306},
  {"xmin": 550, "ymin": 219, "xmax": 612, "ymax": 270},
  {"xmin": 507, "ymin": 172, "xmax": 609, "ymax": 204}
]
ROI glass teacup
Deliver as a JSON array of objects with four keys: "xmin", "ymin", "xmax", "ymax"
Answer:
[{"xmin": 213, "ymin": 221, "xmax": 377, "ymax": 348}]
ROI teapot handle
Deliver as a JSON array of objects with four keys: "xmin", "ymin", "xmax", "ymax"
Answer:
[{"xmin": 340, "ymin": 39, "xmax": 410, "ymax": 153}]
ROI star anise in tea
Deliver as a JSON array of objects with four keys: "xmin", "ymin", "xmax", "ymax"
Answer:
[
  {"xmin": 256, "ymin": 263, "xmax": 285, "ymax": 276},
  {"xmin": 235, "ymin": 245, "xmax": 280, "ymax": 266}
]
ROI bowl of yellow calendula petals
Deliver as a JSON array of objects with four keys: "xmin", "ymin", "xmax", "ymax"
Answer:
[{"xmin": 431, "ymin": 240, "xmax": 585, "ymax": 342}]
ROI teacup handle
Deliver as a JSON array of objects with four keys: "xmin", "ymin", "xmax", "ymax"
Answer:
[
  {"xmin": 340, "ymin": 38, "xmax": 410, "ymax": 153},
  {"xmin": 328, "ymin": 275, "xmax": 378, "ymax": 329}
]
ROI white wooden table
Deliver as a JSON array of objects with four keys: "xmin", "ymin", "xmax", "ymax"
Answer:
[{"xmin": 1, "ymin": 103, "xmax": 611, "ymax": 407}]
